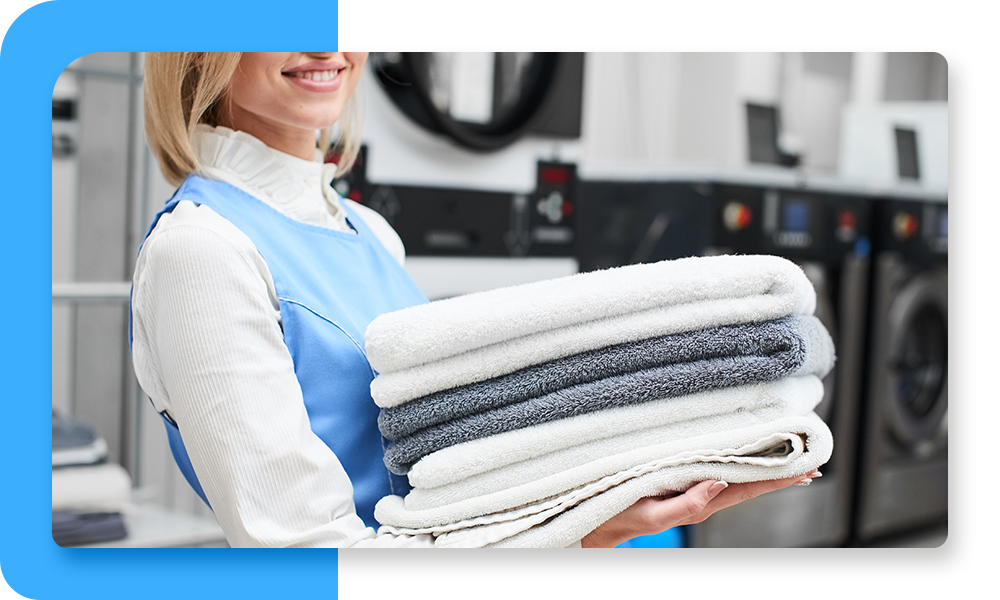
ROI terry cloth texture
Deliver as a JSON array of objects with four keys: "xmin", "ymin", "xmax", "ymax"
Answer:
[
  {"xmin": 378, "ymin": 314, "xmax": 832, "ymax": 441},
  {"xmin": 406, "ymin": 375, "xmax": 823, "ymax": 490},
  {"xmin": 366, "ymin": 255, "xmax": 832, "ymax": 547},
  {"xmin": 375, "ymin": 411, "xmax": 832, "ymax": 548},
  {"xmin": 368, "ymin": 254, "xmax": 817, "ymax": 408},
  {"xmin": 380, "ymin": 316, "xmax": 833, "ymax": 475},
  {"xmin": 380, "ymin": 376, "xmax": 823, "ymax": 522}
]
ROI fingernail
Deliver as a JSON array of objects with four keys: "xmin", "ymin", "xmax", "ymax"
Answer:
[
  {"xmin": 709, "ymin": 480, "xmax": 729, "ymax": 495},
  {"xmin": 809, "ymin": 470, "xmax": 823, "ymax": 478},
  {"xmin": 794, "ymin": 479, "xmax": 812, "ymax": 486}
]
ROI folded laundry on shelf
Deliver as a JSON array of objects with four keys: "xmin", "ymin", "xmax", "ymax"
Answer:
[
  {"xmin": 53, "ymin": 411, "xmax": 109, "ymax": 468},
  {"xmin": 52, "ymin": 510, "xmax": 128, "ymax": 547},
  {"xmin": 52, "ymin": 437, "xmax": 132, "ymax": 546},
  {"xmin": 52, "ymin": 412, "xmax": 133, "ymax": 546},
  {"xmin": 52, "ymin": 462, "xmax": 133, "ymax": 514}
]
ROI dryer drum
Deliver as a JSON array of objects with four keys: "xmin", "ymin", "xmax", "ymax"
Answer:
[{"xmin": 882, "ymin": 270, "xmax": 948, "ymax": 454}]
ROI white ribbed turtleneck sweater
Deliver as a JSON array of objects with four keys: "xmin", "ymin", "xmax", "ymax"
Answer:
[{"xmin": 130, "ymin": 126, "xmax": 432, "ymax": 547}]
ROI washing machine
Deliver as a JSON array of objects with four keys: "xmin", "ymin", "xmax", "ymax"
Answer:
[
  {"xmin": 678, "ymin": 179, "xmax": 870, "ymax": 548},
  {"xmin": 852, "ymin": 195, "xmax": 948, "ymax": 544},
  {"xmin": 574, "ymin": 168, "xmax": 871, "ymax": 547}
]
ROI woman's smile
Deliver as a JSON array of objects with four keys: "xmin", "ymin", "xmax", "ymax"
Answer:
[
  {"xmin": 224, "ymin": 52, "xmax": 368, "ymax": 159},
  {"xmin": 282, "ymin": 60, "xmax": 348, "ymax": 91}
]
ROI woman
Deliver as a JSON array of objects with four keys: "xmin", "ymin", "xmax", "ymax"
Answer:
[{"xmin": 130, "ymin": 52, "xmax": 817, "ymax": 548}]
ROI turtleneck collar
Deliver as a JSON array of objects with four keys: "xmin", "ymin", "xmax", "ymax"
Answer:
[{"xmin": 191, "ymin": 124, "xmax": 349, "ymax": 230}]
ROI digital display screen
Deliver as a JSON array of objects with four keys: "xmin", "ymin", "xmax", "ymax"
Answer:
[
  {"xmin": 782, "ymin": 199, "xmax": 810, "ymax": 233},
  {"xmin": 747, "ymin": 104, "xmax": 781, "ymax": 165},
  {"xmin": 939, "ymin": 210, "xmax": 948, "ymax": 240},
  {"xmin": 895, "ymin": 127, "xmax": 921, "ymax": 180}
]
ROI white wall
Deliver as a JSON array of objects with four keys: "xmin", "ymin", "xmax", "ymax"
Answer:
[
  {"xmin": 579, "ymin": 53, "xmax": 684, "ymax": 165},
  {"xmin": 577, "ymin": 53, "xmax": 824, "ymax": 171},
  {"xmin": 839, "ymin": 102, "xmax": 948, "ymax": 192},
  {"xmin": 377, "ymin": 51, "xmax": 947, "ymax": 185}
]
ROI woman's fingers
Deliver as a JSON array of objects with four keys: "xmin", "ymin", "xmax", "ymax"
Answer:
[
  {"xmin": 626, "ymin": 474, "xmax": 807, "ymax": 531},
  {"xmin": 581, "ymin": 480, "xmax": 730, "ymax": 546},
  {"xmin": 669, "ymin": 479, "xmax": 729, "ymax": 521},
  {"xmin": 691, "ymin": 471, "xmax": 821, "ymax": 520},
  {"xmin": 582, "ymin": 471, "xmax": 823, "ymax": 547}
]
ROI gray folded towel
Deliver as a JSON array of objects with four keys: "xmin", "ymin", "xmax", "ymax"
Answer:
[
  {"xmin": 52, "ymin": 510, "xmax": 128, "ymax": 547},
  {"xmin": 379, "ymin": 315, "xmax": 830, "ymax": 442},
  {"xmin": 382, "ymin": 315, "xmax": 834, "ymax": 475}
]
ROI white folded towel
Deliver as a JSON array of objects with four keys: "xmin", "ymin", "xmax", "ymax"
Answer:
[
  {"xmin": 376, "ymin": 412, "xmax": 831, "ymax": 547},
  {"xmin": 488, "ymin": 455, "xmax": 820, "ymax": 549},
  {"xmin": 369, "ymin": 255, "xmax": 817, "ymax": 408},
  {"xmin": 52, "ymin": 463, "xmax": 134, "ymax": 513},
  {"xmin": 367, "ymin": 254, "xmax": 814, "ymax": 373}
]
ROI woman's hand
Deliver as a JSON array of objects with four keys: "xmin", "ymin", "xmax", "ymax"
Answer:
[{"xmin": 580, "ymin": 471, "xmax": 821, "ymax": 548}]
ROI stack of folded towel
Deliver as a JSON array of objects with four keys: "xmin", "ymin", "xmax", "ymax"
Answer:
[
  {"xmin": 52, "ymin": 412, "xmax": 131, "ymax": 546},
  {"xmin": 365, "ymin": 254, "xmax": 835, "ymax": 548}
]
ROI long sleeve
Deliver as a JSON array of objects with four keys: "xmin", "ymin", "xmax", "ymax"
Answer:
[{"xmin": 131, "ymin": 201, "xmax": 432, "ymax": 547}]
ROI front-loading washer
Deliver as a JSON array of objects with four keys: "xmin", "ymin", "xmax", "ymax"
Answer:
[
  {"xmin": 684, "ymin": 179, "xmax": 871, "ymax": 548},
  {"xmin": 853, "ymin": 195, "xmax": 948, "ymax": 544}
]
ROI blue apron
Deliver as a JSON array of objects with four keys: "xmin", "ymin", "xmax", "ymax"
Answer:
[{"xmin": 129, "ymin": 174, "xmax": 427, "ymax": 528}]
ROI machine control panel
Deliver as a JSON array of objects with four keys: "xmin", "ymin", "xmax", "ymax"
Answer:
[
  {"xmin": 332, "ymin": 149, "xmax": 578, "ymax": 258},
  {"xmin": 872, "ymin": 197, "xmax": 948, "ymax": 261},
  {"xmin": 711, "ymin": 184, "xmax": 871, "ymax": 262}
]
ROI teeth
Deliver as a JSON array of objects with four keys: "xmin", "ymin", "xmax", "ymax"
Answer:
[{"xmin": 291, "ymin": 70, "xmax": 339, "ymax": 82}]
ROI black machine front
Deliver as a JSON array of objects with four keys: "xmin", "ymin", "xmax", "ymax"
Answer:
[
  {"xmin": 574, "ymin": 180, "xmax": 714, "ymax": 270},
  {"xmin": 333, "ymin": 148, "xmax": 577, "ymax": 260}
]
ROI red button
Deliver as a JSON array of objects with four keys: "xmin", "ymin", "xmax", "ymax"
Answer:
[
  {"xmin": 893, "ymin": 211, "xmax": 918, "ymax": 240},
  {"xmin": 837, "ymin": 210, "xmax": 857, "ymax": 231},
  {"xmin": 723, "ymin": 202, "xmax": 753, "ymax": 232}
]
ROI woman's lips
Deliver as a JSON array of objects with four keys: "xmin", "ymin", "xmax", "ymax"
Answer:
[{"xmin": 282, "ymin": 67, "xmax": 345, "ymax": 92}]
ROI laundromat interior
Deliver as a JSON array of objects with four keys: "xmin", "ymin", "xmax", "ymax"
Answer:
[{"xmin": 51, "ymin": 52, "xmax": 948, "ymax": 548}]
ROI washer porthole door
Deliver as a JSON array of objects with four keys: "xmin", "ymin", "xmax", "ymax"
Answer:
[
  {"xmin": 884, "ymin": 269, "xmax": 948, "ymax": 455},
  {"xmin": 896, "ymin": 304, "xmax": 946, "ymax": 418}
]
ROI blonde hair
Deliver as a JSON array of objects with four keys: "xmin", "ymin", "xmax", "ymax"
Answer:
[{"xmin": 144, "ymin": 52, "xmax": 362, "ymax": 187}]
